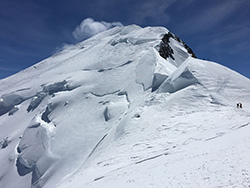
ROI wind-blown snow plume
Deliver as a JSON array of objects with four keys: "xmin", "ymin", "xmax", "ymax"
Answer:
[{"xmin": 72, "ymin": 18, "xmax": 123, "ymax": 41}]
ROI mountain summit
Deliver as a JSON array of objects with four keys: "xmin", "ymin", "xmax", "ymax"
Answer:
[{"xmin": 1, "ymin": 25, "xmax": 250, "ymax": 188}]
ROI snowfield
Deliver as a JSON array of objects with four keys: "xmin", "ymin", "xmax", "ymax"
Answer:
[{"xmin": 0, "ymin": 25, "xmax": 250, "ymax": 188}]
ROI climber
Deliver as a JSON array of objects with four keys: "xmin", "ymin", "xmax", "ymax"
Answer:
[{"xmin": 237, "ymin": 102, "xmax": 242, "ymax": 108}]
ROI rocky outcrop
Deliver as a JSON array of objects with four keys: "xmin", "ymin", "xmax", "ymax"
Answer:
[{"xmin": 158, "ymin": 32, "xmax": 196, "ymax": 60}]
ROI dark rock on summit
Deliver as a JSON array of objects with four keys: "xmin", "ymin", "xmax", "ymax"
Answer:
[{"xmin": 159, "ymin": 32, "xmax": 196, "ymax": 60}]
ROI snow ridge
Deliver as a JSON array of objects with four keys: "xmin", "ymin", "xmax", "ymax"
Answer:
[{"xmin": 0, "ymin": 25, "xmax": 250, "ymax": 188}]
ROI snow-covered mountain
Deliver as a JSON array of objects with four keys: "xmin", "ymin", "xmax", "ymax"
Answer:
[{"xmin": 1, "ymin": 25, "xmax": 250, "ymax": 188}]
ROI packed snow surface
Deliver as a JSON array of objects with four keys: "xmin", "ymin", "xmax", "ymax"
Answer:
[{"xmin": 0, "ymin": 25, "xmax": 250, "ymax": 188}]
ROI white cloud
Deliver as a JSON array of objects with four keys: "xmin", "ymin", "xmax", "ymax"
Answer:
[{"xmin": 72, "ymin": 18, "xmax": 123, "ymax": 41}]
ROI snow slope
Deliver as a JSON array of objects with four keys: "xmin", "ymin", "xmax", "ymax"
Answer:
[{"xmin": 0, "ymin": 25, "xmax": 250, "ymax": 188}]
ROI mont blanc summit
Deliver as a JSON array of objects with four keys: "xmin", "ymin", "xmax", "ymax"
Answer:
[{"xmin": 1, "ymin": 25, "xmax": 250, "ymax": 188}]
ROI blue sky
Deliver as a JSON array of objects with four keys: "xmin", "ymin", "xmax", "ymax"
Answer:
[{"xmin": 0, "ymin": 0, "xmax": 250, "ymax": 79}]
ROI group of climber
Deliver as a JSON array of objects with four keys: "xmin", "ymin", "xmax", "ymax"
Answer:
[{"xmin": 237, "ymin": 102, "xmax": 243, "ymax": 109}]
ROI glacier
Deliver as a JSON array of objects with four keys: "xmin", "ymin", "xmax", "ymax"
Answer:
[{"xmin": 0, "ymin": 25, "xmax": 250, "ymax": 188}]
